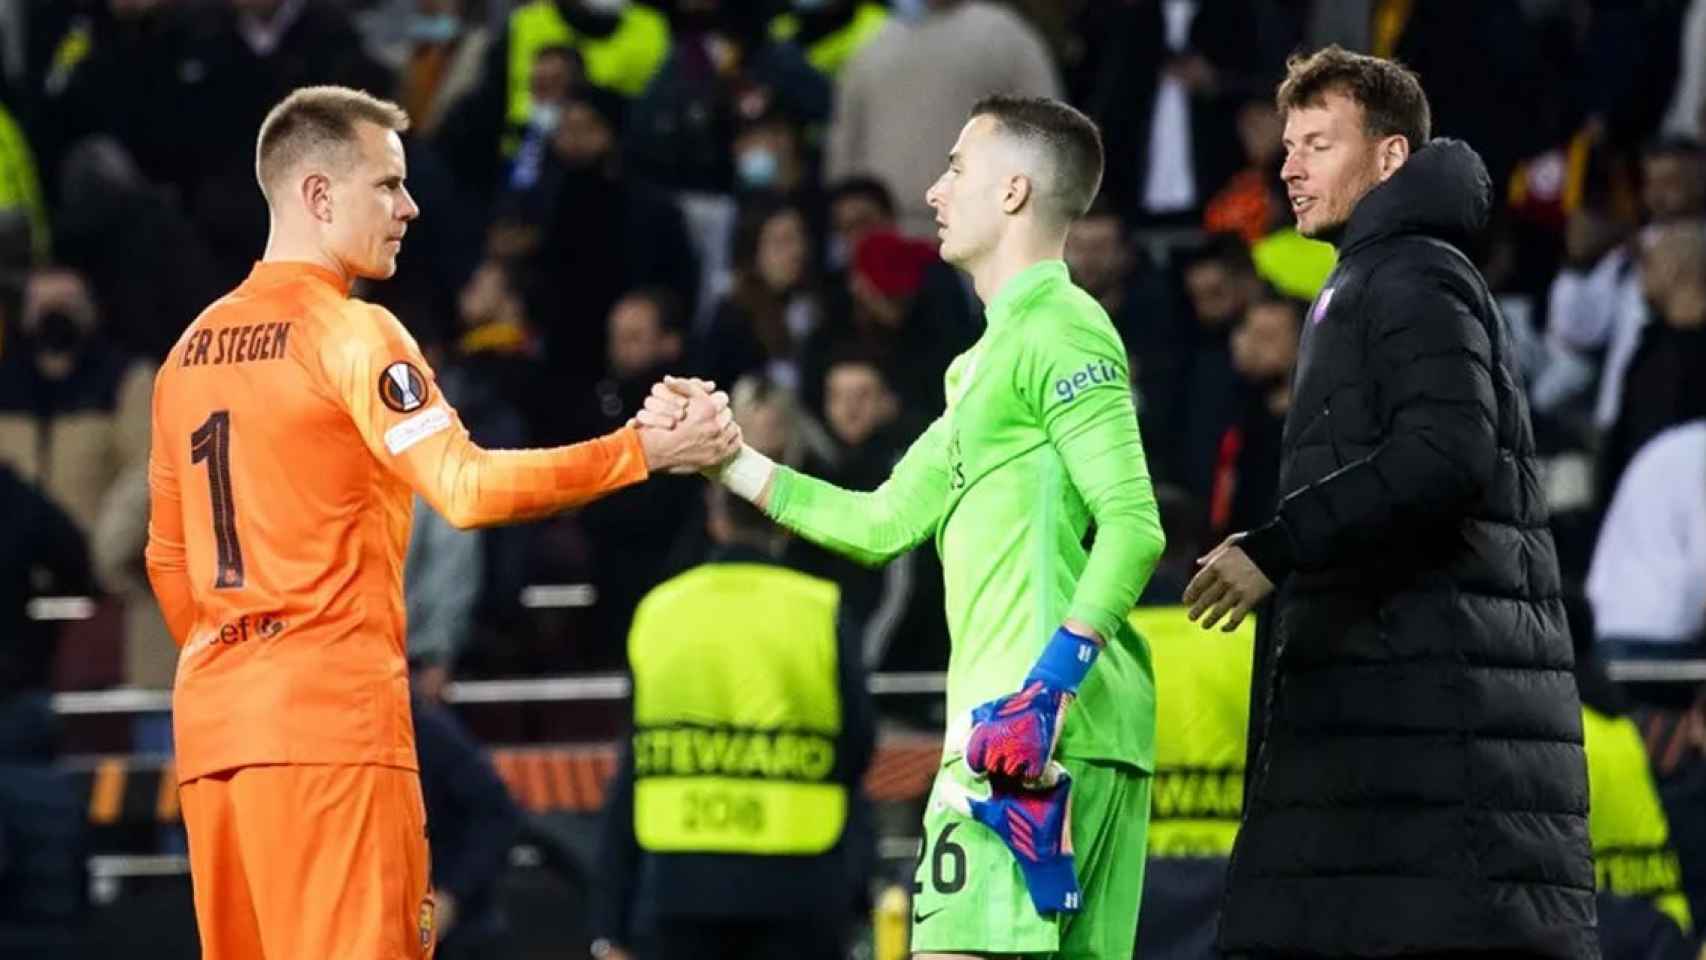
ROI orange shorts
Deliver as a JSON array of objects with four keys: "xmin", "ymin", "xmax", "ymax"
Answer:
[{"xmin": 180, "ymin": 764, "xmax": 436, "ymax": 960}]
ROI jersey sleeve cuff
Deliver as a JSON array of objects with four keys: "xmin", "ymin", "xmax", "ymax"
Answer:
[
  {"xmin": 1239, "ymin": 517, "xmax": 1296, "ymax": 583},
  {"xmin": 1064, "ymin": 602, "xmax": 1124, "ymax": 647},
  {"xmin": 606, "ymin": 426, "xmax": 651, "ymax": 488}
]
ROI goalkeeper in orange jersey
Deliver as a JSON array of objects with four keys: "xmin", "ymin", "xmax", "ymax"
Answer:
[{"xmin": 146, "ymin": 85, "xmax": 738, "ymax": 960}]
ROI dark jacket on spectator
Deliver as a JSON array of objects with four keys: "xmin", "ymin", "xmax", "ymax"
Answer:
[
  {"xmin": 0, "ymin": 338, "xmax": 154, "ymax": 535},
  {"xmin": 1230, "ymin": 141, "xmax": 1597, "ymax": 958},
  {"xmin": 412, "ymin": 692, "xmax": 523, "ymax": 952},
  {"xmin": 0, "ymin": 693, "xmax": 86, "ymax": 952},
  {"xmin": 0, "ymin": 464, "xmax": 90, "ymax": 695}
]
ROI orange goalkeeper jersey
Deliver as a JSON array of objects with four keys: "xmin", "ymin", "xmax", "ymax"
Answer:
[{"xmin": 146, "ymin": 261, "xmax": 649, "ymax": 782}]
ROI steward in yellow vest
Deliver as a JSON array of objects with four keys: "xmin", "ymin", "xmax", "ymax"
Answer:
[{"xmin": 592, "ymin": 488, "xmax": 875, "ymax": 960}]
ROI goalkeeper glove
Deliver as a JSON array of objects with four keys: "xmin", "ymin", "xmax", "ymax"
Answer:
[
  {"xmin": 966, "ymin": 626, "xmax": 1099, "ymax": 782},
  {"xmin": 939, "ymin": 763, "xmax": 1082, "ymax": 915}
]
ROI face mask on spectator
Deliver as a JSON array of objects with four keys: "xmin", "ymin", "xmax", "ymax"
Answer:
[
  {"xmin": 406, "ymin": 14, "xmax": 461, "ymax": 43},
  {"xmin": 737, "ymin": 148, "xmax": 779, "ymax": 190},
  {"xmin": 32, "ymin": 309, "xmax": 86, "ymax": 354},
  {"xmin": 825, "ymin": 234, "xmax": 850, "ymax": 272},
  {"xmin": 530, "ymin": 103, "xmax": 561, "ymax": 134}
]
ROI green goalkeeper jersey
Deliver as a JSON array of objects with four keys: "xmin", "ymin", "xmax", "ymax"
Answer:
[{"xmin": 767, "ymin": 260, "xmax": 1164, "ymax": 771}]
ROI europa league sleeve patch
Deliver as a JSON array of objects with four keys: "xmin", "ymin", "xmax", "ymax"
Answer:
[{"xmin": 378, "ymin": 361, "xmax": 431, "ymax": 413}]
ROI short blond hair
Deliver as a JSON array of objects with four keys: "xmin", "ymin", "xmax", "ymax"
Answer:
[{"xmin": 255, "ymin": 85, "xmax": 410, "ymax": 202}]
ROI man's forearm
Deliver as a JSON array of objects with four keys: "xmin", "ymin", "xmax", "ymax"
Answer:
[
  {"xmin": 765, "ymin": 466, "xmax": 941, "ymax": 568},
  {"xmin": 428, "ymin": 428, "xmax": 649, "ymax": 529}
]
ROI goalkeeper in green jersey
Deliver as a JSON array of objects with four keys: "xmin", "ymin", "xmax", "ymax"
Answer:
[{"xmin": 641, "ymin": 96, "xmax": 1164, "ymax": 959}]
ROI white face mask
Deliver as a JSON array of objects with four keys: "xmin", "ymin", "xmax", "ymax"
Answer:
[{"xmin": 529, "ymin": 103, "xmax": 561, "ymax": 134}]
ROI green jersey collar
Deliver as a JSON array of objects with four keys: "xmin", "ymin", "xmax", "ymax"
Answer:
[{"xmin": 984, "ymin": 259, "xmax": 1070, "ymax": 329}]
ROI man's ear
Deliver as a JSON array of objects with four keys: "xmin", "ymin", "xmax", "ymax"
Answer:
[
  {"xmin": 1377, "ymin": 135, "xmax": 1412, "ymax": 182},
  {"xmin": 1002, "ymin": 173, "xmax": 1033, "ymax": 215},
  {"xmin": 301, "ymin": 172, "xmax": 334, "ymax": 223}
]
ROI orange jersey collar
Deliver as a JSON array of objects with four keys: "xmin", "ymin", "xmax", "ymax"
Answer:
[{"xmin": 245, "ymin": 260, "xmax": 354, "ymax": 297}]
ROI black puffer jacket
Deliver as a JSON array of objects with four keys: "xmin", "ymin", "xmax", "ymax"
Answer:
[{"xmin": 1228, "ymin": 140, "xmax": 1597, "ymax": 958}]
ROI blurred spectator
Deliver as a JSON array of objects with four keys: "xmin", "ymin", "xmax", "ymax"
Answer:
[
  {"xmin": 1156, "ymin": 233, "xmax": 1262, "ymax": 499},
  {"xmin": 430, "ymin": 259, "xmax": 538, "ymax": 655},
  {"xmin": 825, "ymin": 0, "xmax": 1060, "ymax": 238},
  {"xmin": 802, "ymin": 176, "xmax": 899, "ymax": 416},
  {"xmin": 1084, "ymin": 0, "xmax": 1300, "ymax": 227},
  {"xmin": 1588, "ymin": 419, "xmax": 1706, "ymax": 657},
  {"xmin": 360, "ymin": 0, "xmax": 492, "ymax": 139},
  {"xmin": 731, "ymin": 107, "xmax": 813, "ymax": 205},
  {"xmin": 1534, "ymin": 138, "xmax": 1705, "ymax": 433},
  {"xmin": 1598, "ymin": 219, "xmax": 1706, "ymax": 501},
  {"xmin": 697, "ymin": 195, "xmax": 821, "ymax": 395},
  {"xmin": 500, "ymin": 44, "xmax": 582, "ymax": 207},
  {"xmin": 0, "ymin": 265, "xmax": 152, "ymax": 535},
  {"xmin": 823, "ymin": 174, "xmax": 894, "ymax": 275},
  {"xmin": 92, "ymin": 462, "xmax": 177, "ymax": 745},
  {"xmin": 1662, "ymin": 0, "xmax": 1706, "ymax": 139},
  {"xmin": 41, "ymin": 0, "xmax": 242, "ymax": 234},
  {"xmin": 0, "ymin": 462, "xmax": 92, "ymax": 697},
  {"xmin": 411, "ymin": 689, "xmax": 525, "ymax": 960},
  {"xmin": 798, "ymin": 347, "xmax": 949, "ymax": 686},
  {"xmin": 592, "ymin": 484, "xmax": 876, "ymax": 960},
  {"xmin": 0, "ymin": 689, "xmax": 87, "ymax": 956},
  {"xmin": 1203, "ymin": 100, "xmax": 1286, "ymax": 247},
  {"xmin": 801, "ymin": 227, "xmax": 973, "ymax": 421},
  {"xmin": 1208, "ymin": 290, "xmax": 1300, "ymax": 539},
  {"xmin": 503, "ymin": 85, "xmax": 698, "ymax": 401},
  {"xmin": 625, "ymin": 0, "xmax": 830, "ymax": 194},
  {"xmin": 406, "ymin": 496, "xmax": 483, "ymax": 703},
  {"xmin": 1063, "ymin": 198, "xmax": 1177, "ymax": 410},
  {"xmin": 53, "ymin": 135, "xmax": 222, "ymax": 362},
  {"xmin": 431, "ymin": 0, "xmax": 665, "ymax": 217},
  {"xmin": 573, "ymin": 288, "xmax": 701, "ymax": 653},
  {"xmin": 767, "ymin": 0, "xmax": 888, "ymax": 79},
  {"xmin": 503, "ymin": 0, "xmax": 667, "ymax": 106},
  {"xmin": 1377, "ymin": 0, "xmax": 1555, "ymax": 200},
  {"xmin": 0, "ymin": 97, "xmax": 47, "ymax": 267},
  {"xmin": 0, "ymin": 461, "xmax": 89, "ymax": 953}
]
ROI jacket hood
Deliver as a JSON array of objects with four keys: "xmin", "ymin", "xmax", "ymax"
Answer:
[{"xmin": 1337, "ymin": 138, "xmax": 1491, "ymax": 255}]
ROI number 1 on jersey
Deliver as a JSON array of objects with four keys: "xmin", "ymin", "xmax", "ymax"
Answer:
[{"xmin": 190, "ymin": 411, "xmax": 245, "ymax": 589}]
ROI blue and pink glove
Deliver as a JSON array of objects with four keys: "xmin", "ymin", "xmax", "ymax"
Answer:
[
  {"xmin": 966, "ymin": 626, "xmax": 1100, "ymax": 783},
  {"xmin": 940, "ymin": 763, "xmax": 1081, "ymax": 914}
]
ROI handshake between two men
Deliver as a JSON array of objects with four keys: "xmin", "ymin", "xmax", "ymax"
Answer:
[{"xmin": 628, "ymin": 375, "xmax": 744, "ymax": 476}]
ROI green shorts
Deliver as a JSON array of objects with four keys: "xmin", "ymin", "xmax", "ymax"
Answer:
[{"xmin": 909, "ymin": 755, "xmax": 1151, "ymax": 958}]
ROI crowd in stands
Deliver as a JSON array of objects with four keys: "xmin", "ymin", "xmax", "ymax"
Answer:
[{"xmin": 0, "ymin": 0, "xmax": 1698, "ymax": 707}]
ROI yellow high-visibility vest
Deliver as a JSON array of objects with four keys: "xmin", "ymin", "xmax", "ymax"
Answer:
[{"xmin": 628, "ymin": 562, "xmax": 846, "ymax": 855}]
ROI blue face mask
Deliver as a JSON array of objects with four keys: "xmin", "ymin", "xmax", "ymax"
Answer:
[
  {"xmin": 737, "ymin": 148, "xmax": 779, "ymax": 189},
  {"xmin": 890, "ymin": 0, "xmax": 929, "ymax": 20},
  {"xmin": 406, "ymin": 13, "xmax": 461, "ymax": 43}
]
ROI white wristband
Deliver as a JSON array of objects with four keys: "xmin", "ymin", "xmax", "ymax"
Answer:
[{"xmin": 713, "ymin": 444, "xmax": 776, "ymax": 504}]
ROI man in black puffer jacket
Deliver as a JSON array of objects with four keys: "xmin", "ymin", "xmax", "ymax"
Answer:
[{"xmin": 1185, "ymin": 46, "xmax": 1596, "ymax": 958}]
